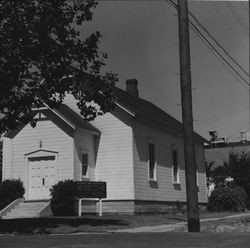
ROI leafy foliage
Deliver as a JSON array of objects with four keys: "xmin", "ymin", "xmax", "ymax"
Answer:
[
  {"xmin": 206, "ymin": 162, "xmax": 228, "ymax": 188},
  {"xmin": 50, "ymin": 180, "xmax": 77, "ymax": 216},
  {"xmin": 206, "ymin": 152, "xmax": 250, "ymax": 210},
  {"xmin": 0, "ymin": 179, "xmax": 25, "ymax": 210},
  {"xmin": 224, "ymin": 152, "xmax": 250, "ymax": 206},
  {"xmin": 0, "ymin": 0, "xmax": 117, "ymax": 134},
  {"xmin": 207, "ymin": 183, "xmax": 247, "ymax": 212}
]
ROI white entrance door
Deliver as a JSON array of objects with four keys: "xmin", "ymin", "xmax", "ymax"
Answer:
[{"xmin": 29, "ymin": 156, "xmax": 57, "ymax": 200}]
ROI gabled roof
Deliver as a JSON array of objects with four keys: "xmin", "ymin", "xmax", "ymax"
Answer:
[
  {"xmin": 55, "ymin": 104, "xmax": 100, "ymax": 134},
  {"xmin": 5, "ymin": 104, "xmax": 99, "ymax": 139},
  {"xmin": 113, "ymin": 87, "xmax": 207, "ymax": 143}
]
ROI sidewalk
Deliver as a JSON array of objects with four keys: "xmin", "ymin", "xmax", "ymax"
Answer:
[{"xmin": 112, "ymin": 212, "xmax": 250, "ymax": 233}]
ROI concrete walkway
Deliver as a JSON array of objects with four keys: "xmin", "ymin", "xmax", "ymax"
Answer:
[{"xmin": 112, "ymin": 212, "xmax": 250, "ymax": 233}]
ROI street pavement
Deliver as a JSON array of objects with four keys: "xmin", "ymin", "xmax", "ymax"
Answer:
[{"xmin": 1, "ymin": 232, "xmax": 250, "ymax": 248}]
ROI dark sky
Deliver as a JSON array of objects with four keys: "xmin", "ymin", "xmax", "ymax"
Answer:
[{"xmin": 81, "ymin": 0, "xmax": 249, "ymax": 141}]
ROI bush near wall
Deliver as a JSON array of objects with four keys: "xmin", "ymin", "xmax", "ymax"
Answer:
[
  {"xmin": 207, "ymin": 184, "xmax": 248, "ymax": 212},
  {"xmin": 50, "ymin": 180, "xmax": 77, "ymax": 216},
  {"xmin": 0, "ymin": 179, "xmax": 25, "ymax": 210}
]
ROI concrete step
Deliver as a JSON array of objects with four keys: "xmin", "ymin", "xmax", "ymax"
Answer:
[
  {"xmin": 3, "ymin": 213, "xmax": 37, "ymax": 219},
  {"xmin": 2, "ymin": 201, "xmax": 50, "ymax": 219},
  {"xmin": 8, "ymin": 210, "xmax": 39, "ymax": 215},
  {"xmin": 11, "ymin": 206, "xmax": 45, "ymax": 211}
]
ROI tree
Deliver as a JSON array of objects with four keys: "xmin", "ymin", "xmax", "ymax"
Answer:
[
  {"xmin": 206, "ymin": 161, "xmax": 227, "ymax": 188},
  {"xmin": 0, "ymin": 0, "xmax": 117, "ymax": 134},
  {"xmin": 207, "ymin": 152, "xmax": 250, "ymax": 208},
  {"xmin": 224, "ymin": 152, "xmax": 250, "ymax": 206}
]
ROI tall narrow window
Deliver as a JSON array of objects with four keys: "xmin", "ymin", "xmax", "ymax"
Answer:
[
  {"xmin": 81, "ymin": 153, "xmax": 89, "ymax": 177},
  {"xmin": 148, "ymin": 143, "xmax": 156, "ymax": 180},
  {"xmin": 172, "ymin": 148, "xmax": 179, "ymax": 183}
]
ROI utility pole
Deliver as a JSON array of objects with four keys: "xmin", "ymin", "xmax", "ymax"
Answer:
[{"xmin": 177, "ymin": 0, "xmax": 200, "ymax": 232}]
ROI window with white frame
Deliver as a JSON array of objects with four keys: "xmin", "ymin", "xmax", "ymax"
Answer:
[
  {"xmin": 81, "ymin": 152, "xmax": 89, "ymax": 178},
  {"xmin": 148, "ymin": 141, "xmax": 156, "ymax": 180},
  {"xmin": 172, "ymin": 148, "xmax": 179, "ymax": 183}
]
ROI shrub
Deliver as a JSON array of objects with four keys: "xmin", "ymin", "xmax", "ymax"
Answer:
[
  {"xmin": 0, "ymin": 179, "xmax": 25, "ymax": 210},
  {"xmin": 50, "ymin": 180, "xmax": 77, "ymax": 216},
  {"xmin": 207, "ymin": 184, "xmax": 248, "ymax": 212},
  {"xmin": 224, "ymin": 152, "xmax": 250, "ymax": 208}
]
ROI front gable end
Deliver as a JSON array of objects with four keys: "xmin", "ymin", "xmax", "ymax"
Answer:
[{"xmin": 24, "ymin": 149, "xmax": 59, "ymax": 157}]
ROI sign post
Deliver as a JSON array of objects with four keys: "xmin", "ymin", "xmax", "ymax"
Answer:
[
  {"xmin": 99, "ymin": 198, "xmax": 102, "ymax": 217},
  {"xmin": 76, "ymin": 181, "xmax": 107, "ymax": 217}
]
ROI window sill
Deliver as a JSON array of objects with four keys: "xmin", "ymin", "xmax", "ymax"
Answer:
[
  {"xmin": 148, "ymin": 178, "xmax": 157, "ymax": 182},
  {"xmin": 173, "ymin": 182, "xmax": 180, "ymax": 185}
]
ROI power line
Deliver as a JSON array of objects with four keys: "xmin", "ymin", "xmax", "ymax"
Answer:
[
  {"xmin": 190, "ymin": 21, "xmax": 249, "ymax": 89},
  {"xmin": 168, "ymin": 0, "xmax": 249, "ymax": 79},
  {"xmin": 225, "ymin": 2, "xmax": 249, "ymax": 35},
  {"xmin": 188, "ymin": 5, "xmax": 249, "ymax": 78},
  {"xmin": 195, "ymin": 108, "xmax": 248, "ymax": 128},
  {"xmin": 167, "ymin": 0, "xmax": 249, "ymax": 89},
  {"xmin": 210, "ymin": 2, "xmax": 248, "ymax": 50},
  {"xmin": 240, "ymin": 1, "xmax": 249, "ymax": 13}
]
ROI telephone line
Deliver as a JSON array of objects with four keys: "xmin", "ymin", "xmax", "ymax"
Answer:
[
  {"xmin": 240, "ymin": 1, "xmax": 249, "ymax": 12},
  {"xmin": 190, "ymin": 21, "xmax": 249, "ymax": 89},
  {"xmin": 188, "ymin": 6, "xmax": 249, "ymax": 78},
  {"xmin": 167, "ymin": 0, "xmax": 249, "ymax": 88},
  {"xmin": 210, "ymin": 2, "xmax": 248, "ymax": 50},
  {"xmin": 225, "ymin": 2, "xmax": 249, "ymax": 35}
]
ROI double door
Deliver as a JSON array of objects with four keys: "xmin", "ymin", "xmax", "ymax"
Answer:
[{"xmin": 29, "ymin": 156, "xmax": 57, "ymax": 200}]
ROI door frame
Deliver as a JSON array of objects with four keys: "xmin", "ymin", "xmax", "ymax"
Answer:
[{"xmin": 25, "ymin": 149, "xmax": 58, "ymax": 200}]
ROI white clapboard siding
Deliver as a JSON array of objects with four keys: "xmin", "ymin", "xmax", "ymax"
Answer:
[
  {"xmin": 64, "ymin": 93, "xmax": 207, "ymax": 203},
  {"xmin": 132, "ymin": 121, "xmax": 207, "ymax": 203},
  {"xmin": 74, "ymin": 128, "xmax": 96, "ymax": 181},
  {"xmin": 64, "ymin": 94, "xmax": 135, "ymax": 200},
  {"xmin": 6, "ymin": 118, "xmax": 74, "ymax": 199},
  {"xmin": 91, "ymin": 113, "xmax": 134, "ymax": 200}
]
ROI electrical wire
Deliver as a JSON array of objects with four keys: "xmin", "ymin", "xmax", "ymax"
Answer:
[
  {"xmin": 190, "ymin": 21, "xmax": 249, "ymax": 89},
  {"xmin": 240, "ymin": 1, "xmax": 249, "ymax": 13},
  {"xmin": 210, "ymin": 2, "xmax": 248, "ymax": 50},
  {"xmin": 195, "ymin": 108, "xmax": 248, "ymax": 128},
  {"xmin": 188, "ymin": 6, "xmax": 249, "ymax": 78},
  {"xmin": 225, "ymin": 2, "xmax": 249, "ymax": 35},
  {"xmin": 167, "ymin": 0, "xmax": 249, "ymax": 89}
]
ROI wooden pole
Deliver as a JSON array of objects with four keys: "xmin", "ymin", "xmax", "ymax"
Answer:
[{"xmin": 177, "ymin": 0, "xmax": 200, "ymax": 232}]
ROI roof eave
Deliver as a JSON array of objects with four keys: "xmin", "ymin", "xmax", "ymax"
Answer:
[{"xmin": 115, "ymin": 101, "xmax": 136, "ymax": 117}]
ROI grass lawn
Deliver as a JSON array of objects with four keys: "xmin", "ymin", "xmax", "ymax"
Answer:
[
  {"xmin": 0, "ymin": 211, "xmax": 249, "ymax": 235},
  {"xmin": 0, "ymin": 213, "xmax": 185, "ymax": 235}
]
